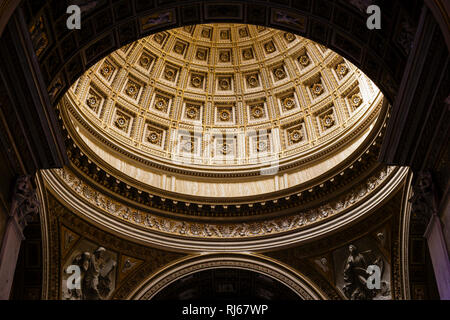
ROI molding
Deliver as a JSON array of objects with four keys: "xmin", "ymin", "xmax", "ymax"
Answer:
[
  {"xmin": 399, "ymin": 170, "xmax": 413, "ymax": 300},
  {"xmin": 41, "ymin": 166, "xmax": 408, "ymax": 252},
  {"xmin": 35, "ymin": 172, "xmax": 50, "ymax": 300},
  {"xmin": 127, "ymin": 253, "xmax": 327, "ymax": 300}
]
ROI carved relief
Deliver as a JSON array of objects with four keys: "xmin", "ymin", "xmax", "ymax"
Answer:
[
  {"xmin": 163, "ymin": 65, "xmax": 178, "ymax": 82},
  {"xmin": 217, "ymin": 76, "xmax": 232, "ymax": 91},
  {"xmin": 264, "ymin": 40, "xmax": 276, "ymax": 54},
  {"xmin": 298, "ymin": 54, "xmax": 310, "ymax": 67},
  {"xmin": 124, "ymin": 80, "xmax": 141, "ymax": 100},
  {"xmin": 173, "ymin": 40, "xmax": 187, "ymax": 56},
  {"xmin": 217, "ymin": 106, "xmax": 233, "ymax": 122},
  {"xmin": 334, "ymin": 242, "xmax": 391, "ymax": 300},
  {"xmin": 10, "ymin": 176, "xmax": 40, "ymax": 230},
  {"xmin": 218, "ymin": 50, "xmax": 231, "ymax": 63},
  {"xmin": 238, "ymin": 27, "xmax": 249, "ymax": 38},
  {"xmin": 86, "ymin": 89, "xmax": 103, "ymax": 114},
  {"xmin": 409, "ymin": 171, "xmax": 438, "ymax": 224},
  {"xmin": 139, "ymin": 53, "xmax": 154, "ymax": 70},
  {"xmin": 54, "ymin": 166, "xmax": 395, "ymax": 239},
  {"xmin": 113, "ymin": 110, "xmax": 132, "ymax": 133},
  {"xmin": 63, "ymin": 241, "xmax": 117, "ymax": 300},
  {"xmin": 153, "ymin": 95, "xmax": 170, "ymax": 113},
  {"xmin": 272, "ymin": 65, "xmax": 287, "ymax": 81},
  {"xmin": 185, "ymin": 103, "xmax": 201, "ymax": 121},
  {"xmin": 249, "ymin": 103, "xmax": 266, "ymax": 120},
  {"xmin": 146, "ymin": 127, "xmax": 163, "ymax": 146},
  {"xmin": 335, "ymin": 63, "xmax": 349, "ymax": 80},
  {"xmin": 153, "ymin": 32, "xmax": 167, "ymax": 45},
  {"xmin": 281, "ymin": 94, "xmax": 297, "ymax": 111},
  {"xmin": 242, "ymin": 47, "xmax": 254, "ymax": 60},
  {"xmin": 246, "ymin": 73, "xmax": 260, "ymax": 88},
  {"xmin": 350, "ymin": 94, "xmax": 363, "ymax": 109},
  {"xmin": 284, "ymin": 32, "xmax": 295, "ymax": 42},
  {"xmin": 311, "ymin": 82, "xmax": 324, "ymax": 98},
  {"xmin": 99, "ymin": 59, "xmax": 115, "ymax": 81},
  {"xmin": 196, "ymin": 47, "xmax": 208, "ymax": 61}
]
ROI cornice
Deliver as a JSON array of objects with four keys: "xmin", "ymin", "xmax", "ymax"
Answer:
[{"xmin": 41, "ymin": 166, "xmax": 408, "ymax": 252}]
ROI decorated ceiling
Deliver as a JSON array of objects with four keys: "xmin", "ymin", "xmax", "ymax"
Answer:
[
  {"xmin": 61, "ymin": 23, "xmax": 383, "ymax": 199},
  {"xmin": 37, "ymin": 23, "xmax": 411, "ymax": 301}
]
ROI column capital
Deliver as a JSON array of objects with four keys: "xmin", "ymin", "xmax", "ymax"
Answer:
[{"xmin": 9, "ymin": 175, "xmax": 40, "ymax": 233}]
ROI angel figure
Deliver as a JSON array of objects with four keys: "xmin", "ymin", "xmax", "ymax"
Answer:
[
  {"xmin": 67, "ymin": 247, "xmax": 116, "ymax": 300},
  {"xmin": 342, "ymin": 244, "xmax": 389, "ymax": 300}
]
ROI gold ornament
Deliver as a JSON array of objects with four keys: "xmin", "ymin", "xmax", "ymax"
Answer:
[
  {"xmin": 274, "ymin": 67, "xmax": 286, "ymax": 80},
  {"xmin": 322, "ymin": 114, "xmax": 334, "ymax": 128},
  {"xmin": 290, "ymin": 129, "xmax": 303, "ymax": 143},
  {"xmin": 219, "ymin": 109, "xmax": 231, "ymax": 121},
  {"xmin": 87, "ymin": 96, "xmax": 98, "ymax": 108},
  {"xmin": 186, "ymin": 106, "xmax": 199, "ymax": 119},
  {"xmin": 219, "ymin": 78, "xmax": 231, "ymax": 90},
  {"xmin": 191, "ymin": 75, "xmax": 203, "ymax": 88},
  {"xmin": 219, "ymin": 51, "xmax": 230, "ymax": 62},
  {"xmin": 251, "ymin": 105, "xmax": 264, "ymax": 119},
  {"xmin": 283, "ymin": 97, "xmax": 295, "ymax": 110},
  {"xmin": 242, "ymin": 48, "xmax": 253, "ymax": 60},
  {"xmin": 284, "ymin": 32, "xmax": 295, "ymax": 42},
  {"xmin": 265, "ymin": 42, "xmax": 276, "ymax": 53},
  {"xmin": 350, "ymin": 94, "xmax": 362, "ymax": 108},
  {"xmin": 147, "ymin": 131, "xmax": 161, "ymax": 144},
  {"xmin": 298, "ymin": 55, "xmax": 310, "ymax": 67},
  {"xmin": 154, "ymin": 98, "xmax": 168, "ymax": 111},
  {"xmin": 336, "ymin": 63, "xmax": 348, "ymax": 78},
  {"xmin": 139, "ymin": 55, "xmax": 151, "ymax": 68},
  {"xmin": 153, "ymin": 33, "xmax": 165, "ymax": 44},
  {"xmin": 312, "ymin": 83, "xmax": 324, "ymax": 96},
  {"xmin": 164, "ymin": 68, "xmax": 176, "ymax": 81},
  {"xmin": 247, "ymin": 75, "xmax": 259, "ymax": 88},
  {"xmin": 239, "ymin": 28, "xmax": 248, "ymax": 37},
  {"xmin": 115, "ymin": 116, "xmax": 128, "ymax": 129},
  {"xmin": 125, "ymin": 83, "xmax": 139, "ymax": 97}
]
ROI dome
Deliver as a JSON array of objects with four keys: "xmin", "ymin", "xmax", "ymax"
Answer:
[{"xmin": 61, "ymin": 24, "xmax": 383, "ymax": 200}]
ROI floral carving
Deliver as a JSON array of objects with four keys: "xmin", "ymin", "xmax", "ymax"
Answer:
[
  {"xmin": 311, "ymin": 83, "xmax": 324, "ymax": 97},
  {"xmin": 250, "ymin": 104, "xmax": 265, "ymax": 119},
  {"xmin": 336, "ymin": 63, "xmax": 349, "ymax": 79},
  {"xmin": 273, "ymin": 66, "xmax": 286, "ymax": 80},
  {"xmin": 284, "ymin": 32, "xmax": 295, "ymax": 42},
  {"xmin": 289, "ymin": 129, "xmax": 303, "ymax": 143},
  {"xmin": 55, "ymin": 166, "xmax": 395, "ymax": 239},
  {"xmin": 298, "ymin": 55, "xmax": 310, "ymax": 67},
  {"xmin": 350, "ymin": 94, "xmax": 362, "ymax": 108}
]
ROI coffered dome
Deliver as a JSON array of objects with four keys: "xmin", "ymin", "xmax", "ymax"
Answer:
[{"xmin": 61, "ymin": 23, "xmax": 383, "ymax": 200}]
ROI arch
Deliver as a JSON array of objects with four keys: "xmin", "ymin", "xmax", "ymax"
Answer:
[
  {"xmin": 14, "ymin": 0, "xmax": 425, "ymax": 105},
  {"xmin": 126, "ymin": 253, "xmax": 327, "ymax": 300}
]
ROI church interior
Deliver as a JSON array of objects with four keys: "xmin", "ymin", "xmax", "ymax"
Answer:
[{"xmin": 0, "ymin": 0, "xmax": 448, "ymax": 302}]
